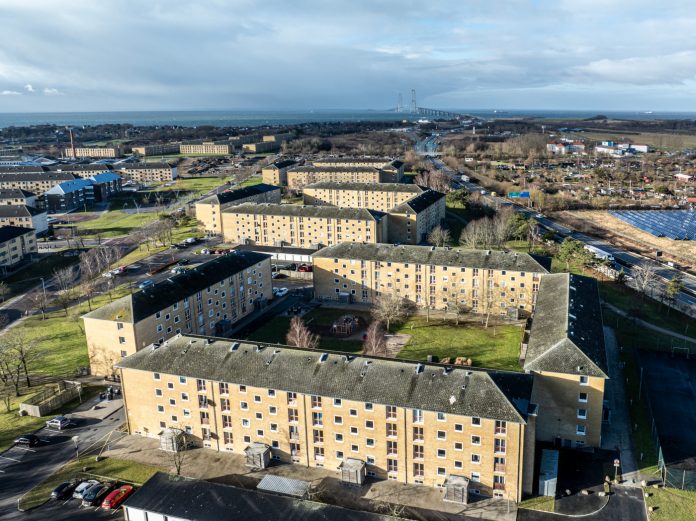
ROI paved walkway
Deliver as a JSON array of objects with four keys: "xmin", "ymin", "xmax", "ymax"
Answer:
[
  {"xmin": 603, "ymin": 302, "xmax": 696, "ymax": 344},
  {"xmin": 601, "ymin": 326, "xmax": 641, "ymax": 486}
]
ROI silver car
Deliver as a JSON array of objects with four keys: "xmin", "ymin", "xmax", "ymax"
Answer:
[{"xmin": 72, "ymin": 480, "xmax": 99, "ymax": 500}]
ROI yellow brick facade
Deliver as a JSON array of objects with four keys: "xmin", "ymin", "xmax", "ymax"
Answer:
[
  {"xmin": 65, "ymin": 147, "xmax": 121, "ymax": 158},
  {"xmin": 115, "ymin": 165, "xmax": 176, "ymax": 183},
  {"xmin": 531, "ymin": 372, "xmax": 605, "ymax": 448},
  {"xmin": 195, "ymin": 189, "xmax": 281, "ymax": 235},
  {"xmin": 286, "ymin": 168, "xmax": 384, "ymax": 192},
  {"xmin": 0, "ymin": 228, "xmax": 36, "ymax": 268},
  {"xmin": 313, "ymin": 255, "xmax": 541, "ymax": 314},
  {"xmin": 302, "ymin": 185, "xmax": 418, "ymax": 211},
  {"xmin": 180, "ymin": 143, "xmax": 233, "ymax": 155},
  {"xmin": 84, "ymin": 257, "xmax": 273, "ymax": 376},
  {"xmin": 121, "ymin": 369, "xmax": 526, "ymax": 501},
  {"xmin": 221, "ymin": 208, "xmax": 388, "ymax": 248}
]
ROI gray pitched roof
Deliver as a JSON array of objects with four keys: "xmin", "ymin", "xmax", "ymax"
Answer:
[
  {"xmin": 523, "ymin": 273, "xmax": 608, "ymax": 378},
  {"xmin": 0, "ymin": 172, "xmax": 75, "ymax": 182},
  {"xmin": 265, "ymin": 159, "xmax": 297, "ymax": 169},
  {"xmin": 313, "ymin": 157, "xmax": 396, "ymax": 166},
  {"xmin": 125, "ymin": 472, "xmax": 404, "ymax": 521},
  {"xmin": 0, "ymin": 188, "xmax": 36, "ymax": 198},
  {"xmin": 313, "ymin": 243, "xmax": 550, "ymax": 273},
  {"xmin": 0, "ymin": 225, "xmax": 34, "ymax": 242},
  {"xmin": 117, "ymin": 336, "xmax": 533, "ymax": 423},
  {"xmin": 199, "ymin": 184, "xmax": 280, "ymax": 206},
  {"xmin": 0, "ymin": 205, "xmax": 44, "ymax": 218},
  {"xmin": 224, "ymin": 203, "xmax": 386, "ymax": 221},
  {"xmin": 84, "ymin": 251, "xmax": 270, "ymax": 323},
  {"xmin": 0, "ymin": 166, "xmax": 44, "ymax": 174},
  {"xmin": 391, "ymin": 189, "xmax": 445, "ymax": 213},
  {"xmin": 303, "ymin": 182, "xmax": 424, "ymax": 194},
  {"xmin": 115, "ymin": 163, "xmax": 172, "ymax": 170},
  {"xmin": 289, "ymin": 166, "xmax": 380, "ymax": 174}
]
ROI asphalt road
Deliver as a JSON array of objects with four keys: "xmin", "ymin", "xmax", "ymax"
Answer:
[
  {"xmin": 426, "ymin": 144, "xmax": 696, "ymax": 315},
  {"xmin": 0, "ymin": 399, "xmax": 125, "ymax": 520}
]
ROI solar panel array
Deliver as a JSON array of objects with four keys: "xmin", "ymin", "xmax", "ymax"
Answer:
[{"xmin": 609, "ymin": 210, "xmax": 696, "ymax": 240}]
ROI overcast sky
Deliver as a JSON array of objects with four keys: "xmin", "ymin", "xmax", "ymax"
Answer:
[{"xmin": 1, "ymin": 0, "xmax": 695, "ymax": 113}]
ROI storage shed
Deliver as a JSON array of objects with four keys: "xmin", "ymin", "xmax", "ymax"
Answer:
[
  {"xmin": 159, "ymin": 428, "xmax": 186, "ymax": 453},
  {"xmin": 245, "ymin": 443, "xmax": 271, "ymax": 470},
  {"xmin": 339, "ymin": 458, "xmax": 367, "ymax": 486},
  {"xmin": 443, "ymin": 474, "xmax": 470, "ymax": 504},
  {"xmin": 539, "ymin": 449, "xmax": 559, "ymax": 497}
]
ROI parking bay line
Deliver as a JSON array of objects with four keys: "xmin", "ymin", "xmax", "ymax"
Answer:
[
  {"xmin": 14, "ymin": 447, "xmax": 36, "ymax": 452},
  {"xmin": 0, "ymin": 455, "xmax": 20, "ymax": 462}
]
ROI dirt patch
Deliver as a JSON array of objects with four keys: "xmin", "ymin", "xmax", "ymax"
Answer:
[{"xmin": 553, "ymin": 210, "xmax": 696, "ymax": 270}]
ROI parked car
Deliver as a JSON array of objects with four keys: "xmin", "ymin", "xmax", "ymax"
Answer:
[
  {"xmin": 46, "ymin": 416, "xmax": 70, "ymax": 430},
  {"xmin": 177, "ymin": 258, "xmax": 189, "ymax": 266},
  {"xmin": 82, "ymin": 482, "xmax": 114, "ymax": 507},
  {"xmin": 170, "ymin": 267, "xmax": 187, "ymax": 275},
  {"xmin": 73, "ymin": 480, "xmax": 100, "ymax": 500},
  {"xmin": 101, "ymin": 485, "xmax": 135, "ymax": 509},
  {"xmin": 184, "ymin": 237, "xmax": 199, "ymax": 245},
  {"xmin": 275, "ymin": 287, "xmax": 289, "ymax": 297},
  {"xmin": 51, "ymin": 480, "xmax": 79, "ymax": 500},
  {"xmin": 14, "ymin": 434, "xmax": 39, "ymax": 447},
  {"xmin": 298, "ymin": 264, "xmax": 313, "ymax": 272},
  {"xmin": 138, "ymin": 279, "xmax": 154, "ymax": 290}
]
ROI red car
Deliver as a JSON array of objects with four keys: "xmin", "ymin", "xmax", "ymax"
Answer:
[
  {"xmin": 101, "ymin": 485, "xmax": 134, "ymax": 509},
  {"xmin": 298, "ymin": 264, "xmax": 313, "ymax": 272}
]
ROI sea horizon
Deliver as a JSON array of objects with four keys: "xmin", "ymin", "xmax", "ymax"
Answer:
[{"xmin": 1, "ymin": 108, "xmax": 695, "ymax": 128}]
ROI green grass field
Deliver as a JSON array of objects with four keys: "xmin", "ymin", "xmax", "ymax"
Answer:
[
  {"xmin": 395, "ymin": 318, "xmax": 523, "ymax": 370},
  {"xmin": 236, "ymin": 175, "xmax": 262, "ymax": 188},
  {"xmin": 154, "ymin": 176, "xmax": 231, "ymax": 195},
  {"xmin": 645, "ymin": 487, "xmax": 696, "ymax": 521},
  {"xmin": 19, "ymin": 455, "xmax": 162, "ymax": 510},
  {"xmin": 71, "ymin": 211, "xmax": 158, "ymax": 237}
]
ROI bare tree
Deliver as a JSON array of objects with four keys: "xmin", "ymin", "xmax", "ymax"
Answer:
[
  {"xmin": 459, "ymin": 218, "xmax": 495, "ymax": 249},
  {"xmin": 0, "ymin": 380, "xmax": 12, "ymax": 412},
  {"xmin": 372, "ymin": 291, "xmax": 412, "ymax": 333},
  {"xmin": 27, "ymin": 289, "xmax": 49, "ymax": 320},
  {"xmin": 427, "ymin": 226, "xmax": 451, "ymax": 248},
  {"xmin": 80, "ymin": 278, "xmax": 97, "ymax": 311},
  {"xmin": 286, "ymin": 316, "xmax": 319, "ymax": 349},
  {"xmin": 414, "ymin": 170, "xmax": 451, "ymax": 193},
  {"xmin": 633, "ymin": 264, "xmax": 658, "ymax": 301},
  {"xmin": 53, "ymin": 267, "xmax": 77, "ymax": 316},
  {"xmin": 0, "ymin": 281, "xmax": 9, "ymax": 303},
  {"xmin": 3, "ymin": 330, "xmax": 41, "ymax": 388},
  {"xmin": 168, "ymin": 428, "xmax": 189, "ymax": 476},
  {"xmin": 362, "ymin": 321, "xmax": 388, "ymax": 357}
]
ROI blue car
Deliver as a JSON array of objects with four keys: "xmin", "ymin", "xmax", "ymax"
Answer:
[{"xmin": 138, "ymin": 279, "xmax": 154, "ymax": 290}]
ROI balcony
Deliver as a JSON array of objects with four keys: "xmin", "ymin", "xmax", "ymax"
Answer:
[
  {"xmin": 290, "ymin": 432, "xmax": 300, "ymax": 441},
  {"xmin": 494, "ymin": 463, "xmax": 506, "ymax": 473},
  {"xmin": 493, "ymin": 482, "xmax": 506, "ymax": 491}
]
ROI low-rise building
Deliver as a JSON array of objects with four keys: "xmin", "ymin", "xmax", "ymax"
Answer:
[
  {"xmin": 0, "ymin": 225, "xmax": 37, "ymax": 270},
  {"xmin": 221, "ymin": 203, "xmax": 388, "ymax": 248},
  {"xmin": 312, "ymin": 243, "xmax": 548, "ymax": 315},
  {"xmin": 0, "ymin": 205, "xmax": 48, "ymax": 234},
  {"xmin": 180, "ymin": 142, "xmax": 234, "ymax": 155},
  {"xmin": 43, "ymin": 179, "xmax": 93, "ymax": 213},
  {"xmin": 302, "ymin": 182, "xmax": 445, "ymax": 244},
  {"xmin": 113, "ymin": 162, "xmax": 177, "ymax": 183},
  {"xmin": 196, "ymin": 184, "xmax": 282, "ymax": 235},
  {"xmin": 594, "ymin": 141, "xmax": 649, "ymax": 157},
  {"xmin": 546, "ymin": 140, "xmax": 586, "ymax": 155},
  {"xmin": 261, "ymin": 159, "xmax": 298, "ymax": 186},
  {"xmin": 82, "ymin": 252, "xmax": 273, "ymax": 376},
  {"xmin": 0, "ymin": 189, "xmax": 37, "ymax": 207},
  {"xmin": 522, "ymin": 273, "xmax": 607, "ymax": 448},
  {"xmin": 64, "ymin": 146, "xmax": 122, "ymax": 159},
  {"xmin": 131, "ymin": 143, "xmax": 181, "ymax": 156},
  {"xmin": 0, "ymin": 171, "xmax": 76, "ymax": 195},
  {"xmin": 117, "ymin": 336, "xmax": 535, "ymax": 500}
]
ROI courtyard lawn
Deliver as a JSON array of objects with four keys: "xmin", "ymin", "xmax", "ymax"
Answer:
[
  {"xmin": 395, "ymin": 318, "xmax": 524, "ymax": 371},
  {"xmin": 19, "ymin": 455, "xmax": 163, "ymax": 511},
  {"xmin": 154, "ymin": 176, "xmax": 231, "ymax": 195},
  {"xmin": 645, "ymin": 487, "xmax": 696, "ymax": 521},
  {"xmin": 235, "ymin": 175, "xmax": 262, "ymax": 188},
  {"xmin": 72, "ymin": 211, "xmax": 159, "ymax": 237}
]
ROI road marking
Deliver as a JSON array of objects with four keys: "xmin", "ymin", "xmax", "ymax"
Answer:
[
  {"xmin": 0, "ymin": 455, "xmax": 20, "ymax": 462},
  {"xmin": 15, "ymin": 447, "xmax": 36, "ymax": 452}
]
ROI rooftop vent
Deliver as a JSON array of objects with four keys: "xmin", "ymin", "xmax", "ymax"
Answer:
[
  {"xmin": 568, "ymin": 313, "xmax": 577, "ymax": 320},
  {"xmin": 570, "ymin": 285, "xmax": 577, "ymax": 291},
  {"xmin": 343, "ymin": 355, "xmax": 355, "ymax": 363},
  {"xmin": 486, "ymin": 250, "xmax": 491, "ymax": 255},
  {"xmin": 443, "ymin": 366, "xmax": 453, "ymax": 375},
  {"xmin": 255, "ymin": 345, "xmax": 266, "ymax": 352},
  {"xmin": 449, "ymin": 395, "xmax": 457, "ymax": 405},
  {"xmin": 360, "ymin": 360, "xmax": 372, "ymax": 378},
  {"xmin": 230, "ymin": 342, "xmax": 240, "ymax": 351},
  {"xmin": 415, "ymin": 363, "xmax": 424, "ymax": 374},
  {"xmin": 319, "ymin": 353, "xmax": 329, "ymax": 363}
]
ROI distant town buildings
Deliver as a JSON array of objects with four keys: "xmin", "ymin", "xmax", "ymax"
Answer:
[
  {"xmin": 594, "ymin": 141, "xmax": 649, "ymax": 157},
  {"xmin": 546, "ymin": 140, "xmax": 586, "ymax": 155},
  {"xmin": 83, "ymin": 252, "xmax": 273, "ymax": 376},
  {"xmin": 196, "ymin": 184, "xmax": 282, "ymax": 235},
  {"xmin": 131, "ymin": 143, "xmax": 181, "ymax": 156},
  {"xmin": 180, "ymin": 142, "xmax": 235, "ymax": 156},
  {"xmin": 64, "ymin": 146, "xmax": 122, "ymax": 159}
]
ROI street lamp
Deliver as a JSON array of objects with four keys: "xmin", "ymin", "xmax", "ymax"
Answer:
[
  {"xmin": 72, "ymin": 435, "xmax": 80, "ymax": 459},
  {"xmin": 39, "ymin": 277, "xmax": 47, "ymax": 301}
]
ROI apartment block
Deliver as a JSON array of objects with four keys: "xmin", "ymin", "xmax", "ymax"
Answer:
[
  {"xmin": 113, "ymin": 163, "xmax": 177, "ymax": 183},
  {"xmin": 87, "ymin": 172, "xmax": 123, "ymax": 202},
  {"xmin": 262, "ymin": 132, "xmax": 294, "ymax": 143},
  {"xmin": 44, "ymin": 179, "xmax": 93, "ymax": 213},
  {"xmin": 0, "ymin": 189, "xmax": 37, "ymax": 207},
  {"xmin": 221, "ymin": 203, "xmax": 388, "ymax": 248},
  {"xmin": 0, "ymin": 225, "xmax": 37, "ymax": 270},
  {"xmin": 0, "ymin": 171, "xmax": 76, "ymax": 195},
  {"xmin": 180, "ymin": 142, "xmax": 234, "ymax": 155},
  {"xmin": 64, "ymin": 146, "xmax": 122, "ymax": 159},
  {"xmin": 117, "ymin": 336, "xmax": 535, "ymax": 501},
  {"xmin": 82, "ymin": 252, "xmax": 272, "ymax": 376},
  {"xmin": 523, "ymin": 273, "xmax": 607, "ymax": 448},
  {"xmin": 46, "ymin": 164, "xmax": 112, "ymax": 177},
  {"xmin": 302, "ymin": 182, "xmax": 445, "ymax": 244},
  {"xmin": 286, "ymin": 166, "xmax": 397, "ymax": 192},
  {"xmin": 228, "ymin": 135, "xmax": 261, "ymax": 146},
  {"xmin": 0, "ymin": 205, "xmax": 48, "ymax": 234},
  {"xmin": 242, "ymin": 141, "xmax": 281, "ymax": 154},
  {"xmin": 313, "ymin": 158, "xmax": 405, "ymax": 178},
  {"xmin": 131, "ymin": 143, "xmax": 181, "ymax": 156},
  {"xmin": 312, "ymin": 243, "xmax": 548, "ymax": 315},
  {"xmin": 260, "ymin": 159, "xmax": 298, "ymax": 186},
  {"xmin": 196, "ymin": 184, "xmax": 282, "ymax": 235}
]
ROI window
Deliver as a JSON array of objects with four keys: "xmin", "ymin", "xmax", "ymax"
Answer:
[
  {"xmin": 240, "ymin": 401, "xmax": 248, "ymax": 410},
  {"xmin": 413, "ymin": 426, "xmax": 424, "ymax": 441},
  {"xmin": 198, "ymin": 396, "xmax": 207, "ymax": 409},
  {"xmin": 387, "ymin": 459, "xmax": 398, "ymax": 473},
  {"xmin": 412, "ymin": 409, "xmax": 423, "ymax": 423},
  {"xmin": 437, "ymin": 430, "xmax": 446, "ymax": 440},
  {"xmin": 155, "ymin": 389, "xmax": 163, "ymax": 397},
  {"xmin": 269, "ymin": 406, "xmax": 277, "ymax": 415},
  {"xmin": 157, "ymin": 405, "xmax": 164, "ymax": 413},
  {"xmin": 313, "ymin": 430, "xmax": 324, "ymax": 443},
  {"xmin": 222, "ymin": 415, "xmax": 233, "ymax": 428},
  {"xmin": 454, "ymin": 423, "xmax": 463, "ymax": 432},
  {"xmin": 471, "ymin": 472, "xmax": 480, "ymax": 482},
  {"xmin": 183, "ymin": 409, "xmax": 190, "ymax": 418},
  {"xmin": 287, "ymin": 392, "xmax": 297, "ymax": 405},
  {"xmin": 118, "ymin": 337, "xmax": 126, "ymax": 344},
  {"xmin": 254, "ymin": 395, "xmax": 261, "ymax": 403},
  {"xmin": 471, "ymin": 454, "xmax": 481, "ymax": 464},
  {"xmin": 311, "ymin": 396, "xmax": 322, "ymax": 408},
  {"xmin": 471, "ymin": 417, "xmax": 481, "ymax": 426},
  {"xmin": 255, "ymin": 412, "xmax": 263, "ymax": 420},
  {"xmin": 267, "ymin": 389, "xmax": 276, "ymax": 397},
  {"xmin": 495, "ymin": 420, "xmax": 507, "ymax": 435},
  {"xmin": 336, "ymin": 451, "xmax": 344, "ymax": 459},
  {"xmin": 350, "ymin": 426, "xmax": 358, "ymax": 435},
  {"xmin": 334, "ymin": 415, "xmax": 343, "ymax": 425},
  {"xmin": 365, "ymin": 420, "xmax": 374, "ymax": 430},
  {"xmin": 256, "ymin": 429, "xmax": 264, "ymax": 437},
  {"xmin": 577, "ymin": 409, "xmax": 587, "ymax": 419},
  {"xmin": 413, "ymin": 462, "xmax": 424, "ymax": 477},
  {"xmin": 270, "ymin": 423, "xmax": 278, "ymax": 432},
  {"xmin": 437, "ymin": 467, "xmax": 446, "ymax": 476},
  {"xmin": 169, "ymin": 398, "xmax": 176, "ymax": 406},
  {"xmin": 239, "ymin": 385, "xmax": 247, "ymax": 393},
  {"xmin": 413, "ymin": 445, "xmax": 424, "ymax": 459},
  {"xmin": 179, "ymin": 376, "xmax": 187, "ymax": 384},
  {"xmin": 386, "ymin": 424, "xmax": 397, "ymax": 437},
  {"xmin": 223, "ymin": 432, "xmax": 233, "ymax": 445},
  {"xmin": 454, "ymin": 460, "xmax": 463, "ymax": 469},
  {"xmin": 471, "ymin": 435, "xmax": 481, "ymax": 445},
  {"xmin": 386, "ymin": 405, "xmax": 397, "ymax": 419},
  {"xmin": 387, "ymin": 441, "xmax": 398, "ymax": 456},
  {"xmin": 196, "ymin": 379, "xmax": 206, "ymax": 392},
  {"xmin": 242, "ymin": 419, "xmax": 250, "ymax": 428},
  {"xmin": 454, "ymin": 442, "xmax": 463, "ymax": 451},
  {"xmin": 312, "ymin": 412, "xmax": 323, "ymax": 426},
  {"xmin": 366, "ymin": 438, "xmax": 375, "ymax": 447},
  {"xmin": 494, "ymin": 438, "xmax": 506, "ymax": 454},
  {"xmin": 437, "ymin": 449, "xmax": 446, "ymax": 458},
  {"xmin": 288, "ymin": 409, "xmax": 298, "ymax": 423},
  {"xmin": 437, "ymin": 412, "xmax": 446, "ymax": 422},
  {"xmin": 365, "ymin": 402, "xmax": 373, "ymax": 411},
  {"xmin": 580, "ymin": 375, "xmax": 589, "ymax": 385},
  {"xmin": 154, "ymin": 373, "xmax": 161, "ymax": 380},
  {"xmin": 219, "ymin": 382, "xmax": 229, "ymax": 395},
  {"xmin": 335, "ymin": 433, "xmax": 344, "ymax": 443},
  {"xmin": 180, "ymin": 392, "xmax": 189, "ymax": 401},
  {"xmin": 349, "ymin": 409, "xmax": 357, "ymax": 417},
  {"xmin": 576, "ymin": 424, "xmax": 587, "ymax": 436},
  {"xmin": 579, "ymin": 392, "xmax": 588, "ymax": 403},
  {"xmin": 167, "ymin": 382, "xmax": 174, "ymax": 390},
  {"xmin": 334, "ymin": 398, "xmax": 342, "ymax": 407}
]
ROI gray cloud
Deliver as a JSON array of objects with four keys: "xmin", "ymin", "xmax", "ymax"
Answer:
[{"xmin": 0, "ymin": 0, "xmax": 695, "ymax": 111}]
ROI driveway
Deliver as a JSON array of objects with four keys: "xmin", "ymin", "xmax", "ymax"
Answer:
[{"xmin": 0, "ymin": 394, "xmax": 125, "ymax": 520}]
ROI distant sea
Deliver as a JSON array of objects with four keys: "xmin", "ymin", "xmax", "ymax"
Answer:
[{"xmin": 0, "ymin": 109, "xmax": 695, "ymax": 128}]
